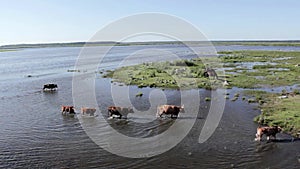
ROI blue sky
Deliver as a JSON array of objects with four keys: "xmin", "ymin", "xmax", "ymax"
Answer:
[{"xmin": 1, "ymin": 0, "xmax": 300, "ymax": 45}]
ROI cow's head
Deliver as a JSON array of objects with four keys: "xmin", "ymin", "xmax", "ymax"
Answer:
[{"xmin": 180, "ymin": 105, "xmax": 185, "ymax": 113}]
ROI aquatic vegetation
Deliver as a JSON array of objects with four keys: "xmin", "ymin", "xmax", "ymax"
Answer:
[
  {"xmin": 221, "ymin": 51, "xmax": 300, "ymax": 88},
  {"xmin": 205, "ymin": 97, "xmax": 211, "ymax": 101},
  {"xmin": 105, "ymin": 59, "xmax": 223, "ymax": 89},
  {"xmin": 254, "ymin": 95, "xmax": 300, "ymax": 137},
  {"xmin": 234, "ymin": 93, "xmax": 240, "ymax": 97},
  {"xmin": 136, "ymin": 92, "xmax": 143, "ymax": 97},
  {"xmin": 231, "ymin": 97, "xmax": 238, "ymax": 101},
  {"xmin": 247, "ymin": 98, "xmax": 256, "ymax": 103},
  {"xmin": 104, "ymin": 50, "xmax": 300, "ymax": 89}
]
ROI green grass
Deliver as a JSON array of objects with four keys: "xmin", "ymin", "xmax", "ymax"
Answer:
[
  {"xmin": 228, "ymin": 74, "xmax": 261, "ymax": 88},
  {"xmin": 136, "ymin": 91, "xmax": 143, "ymax": 97},
  {"xmin": 221, "ymin": 51, "xmax": 300, "ymax": 88},
  {"xmin": 254, "ymin": 95, "xmax": 300, "ymax": 137},
  {"xmin": 105, "ymin": 60, "xmax": 223, "ymax": 89},
  {"xmin": 205, "ymin": 97, "xmax": 211, "ymax": 101},
  {"xmin": 243, "ymin": 90, "xmax": 274, "ymax": 104},
  {"xmin": 104, "ymin": 50, "xmax": 300, "ymax": 89}
]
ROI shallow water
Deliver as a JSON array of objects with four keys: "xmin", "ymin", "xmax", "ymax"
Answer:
[{"xmin": 0, "ymin": 45, "xmax": 300, "ymax": 168}]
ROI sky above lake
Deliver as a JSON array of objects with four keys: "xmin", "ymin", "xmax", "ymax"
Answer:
[{"xmin": 1, "ymin": 0, "xmax": 300, "ymax": 45}]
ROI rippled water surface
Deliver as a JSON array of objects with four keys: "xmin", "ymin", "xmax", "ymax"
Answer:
[{"xmin": 0, "ymin": 45, "xmax": 300, "ymax": 168}]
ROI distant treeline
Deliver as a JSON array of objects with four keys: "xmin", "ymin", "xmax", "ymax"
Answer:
[{"xmin": 1, "ymin": 40, "xmax": 300, "ymax": 49}]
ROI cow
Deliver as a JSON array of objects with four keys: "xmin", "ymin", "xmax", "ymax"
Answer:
[
  {"xmin": 156, "ymin": 105, "xmax": 185, "ymax": 119},
  {"xmin": 107, "ymin": 106, "xmax": 134, "ymax": 119},
  {"xmin": 43, "ymin": 84, "xmax": 58, "ymax": 91},
  {"xmin": 81, "ymin": 107, "xmax": 96, "ymax": 116},
  {"xmin": 255, "ymin": 126, "xmax": 282, "ymax": 141},
  {"xmin": 61, "ymin": 106, "xmax": 75, "ymax": 115},
  {"xmin": 203, "ymin": 68, "xmax": 218, "ymax": 79}
]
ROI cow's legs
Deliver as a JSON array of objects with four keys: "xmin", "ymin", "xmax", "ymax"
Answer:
[
  {"xmin": 272, "ymin": 134, "xmax": 276, "ymax": 140},
  {"xmin": 255, "ymin": 133, "xmax": 262, "ymax": 141},
  {"xmin": 156, "ymin": 108, "xmax": 160, "ymax": 118},
  {"xmin": 171, "ymin": 115, "xmax": 177, "ymax": 119},
  {"xmin": 156, "ymin": 111, "xmax": 162, "ymax": 118}
]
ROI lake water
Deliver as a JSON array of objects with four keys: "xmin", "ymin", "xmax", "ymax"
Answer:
[{"xmin": 0, "ymin": 45, "xmax": 300, "ymax": 168}]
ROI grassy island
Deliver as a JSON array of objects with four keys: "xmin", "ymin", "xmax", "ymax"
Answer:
[
  {"xmin": 254, "ymin": 94, "xmax": 300, "ymax": 137},
  {"xmin": 105, "ymin": 59, "xmax": 224, "ymax": 90},
  {"xmin": 103, "ymin": 50, "xmax": 300, "ymax": 137},
  {"xmin": 105, "ymin": 50, "xmax": 300, "ymax": 89}
]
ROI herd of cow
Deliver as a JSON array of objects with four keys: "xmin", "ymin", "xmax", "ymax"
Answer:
[
  {"xmin": 44, "ymin": 83, "xmax": 283, "ymax": 141},
  {"xmin": 61, "ymin": 104, "xmax": 184, "ymax": 119},
  {"xmin": 43, "ymin": 83, "xmax": 185, "ymax": 119}
]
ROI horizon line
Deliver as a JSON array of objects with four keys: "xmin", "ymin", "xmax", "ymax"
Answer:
[{"xmin": 2, "ymin": 39, "xmax": 300, "ymax": 47}]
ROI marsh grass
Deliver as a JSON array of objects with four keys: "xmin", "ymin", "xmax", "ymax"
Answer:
[
  {"xmin": 104, "ymin": 50, "xmax": 300, "ymax": 89},
  {"xmin": 105, "ymin": 59, "xmax": 223, "ymax": 89},
  {"xmin": 254, "ymin": 95, "xmax": 300, "ymax": 137},
  {"xmin": 221, "ymin": 51, "xmax": 300, "ymax": 88}
]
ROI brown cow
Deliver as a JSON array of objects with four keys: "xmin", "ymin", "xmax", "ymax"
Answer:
[
  {"xmin": 255, "ymin": 126, "xmax": 282, "ymax": 141},
  {"xmin": 203, "ymin": 68, "xmax": 218, "ymax": 79},
  {"xmin": 61, "ymin": 106, "xmax": 75, "ymax": 115},
  {"xmin": 108, "ymin": 106, "xmax": 134, "ymax": 119},
  {"xmin": 156, "ymin": 105, "xmax": 185, "ymax": 119},
  {"xmin": 81, "ymin": 107, "xmax": 96, "ymax": 116}
]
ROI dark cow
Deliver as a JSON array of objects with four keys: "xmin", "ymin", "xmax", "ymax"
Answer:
[
  {"xmin": 43, "ymin": 84, "xmax": 58, "ymax": 91},
  {"xmin": 203, "ymin": 68, "xmax": 218, "ymax": 79},
  {"xmin": 61, "ymin": 106, "xmax": 75, "ymax": 115},
  {"xmin": 255, "ymin": 126, "xmax": 282, "ymax": 141},
  {"xmin": 81, "ymin": 107, "xmax": 96, "ymax": 116},
  {"xmin": 108, "ymin": 106, "xmax": 134, "ymax": 119},
  {"xmin": 156, "ymin": 105, "xmax": 185, "ymax": 119}
]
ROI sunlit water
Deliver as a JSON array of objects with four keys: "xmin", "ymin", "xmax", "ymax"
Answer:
[{"xmin": 0, "ymin": 45, "xmax": 300, "ymax": 168}]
